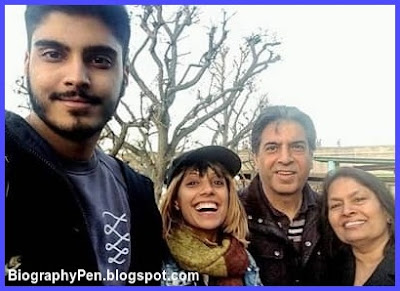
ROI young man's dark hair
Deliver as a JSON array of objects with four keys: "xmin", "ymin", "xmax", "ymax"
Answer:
[
  {"xmin": 5, "ymin": 5, "xmax": 163, "ymax": 286},
  {"xmin": 25, "ymin": 5, "xmax": 131, "ymax": 61},
  {"xmin": 240, "ymin": 105, "xmax": 326, "ymax": 285}
]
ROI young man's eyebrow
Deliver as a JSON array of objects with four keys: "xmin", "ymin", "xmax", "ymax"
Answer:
[
  {"xmin": 33, "ymin": 40, "xmax": 118, "ymax": 58},
  {"xmin": 34, "ymin": 39, "xmax": 68, "ymax": 51},
  {"xmin": 83, "ymin": 45, "xmax": 118, "ymax": 58}
]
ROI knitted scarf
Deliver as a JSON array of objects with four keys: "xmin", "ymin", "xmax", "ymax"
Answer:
[{"xmin": 167, "ymin": 225, "xmax": 249, "ymax": 286}]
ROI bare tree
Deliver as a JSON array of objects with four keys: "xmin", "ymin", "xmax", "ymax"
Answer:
[
  {"xmin": 102, "ymin": 5, "xmax": 281, "ymax": 201},
  {"xmin": 14, "ymin": 5, "xmax": 281, "ymax": 202},
  {"xmin": 12, "ymin": 76, "xmax": 31, "ymax": 113},
  {"xmin": 203, "ymin": 45, "xmax": 269, "ymax": 151}
]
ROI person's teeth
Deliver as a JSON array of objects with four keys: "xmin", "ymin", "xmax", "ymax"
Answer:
[{"xmin": 195, "ymin": 202, "xmax": 217, "ymax": 210}]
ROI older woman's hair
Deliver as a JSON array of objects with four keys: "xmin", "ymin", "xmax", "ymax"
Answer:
[
  {"xmin": 321, "ymin": 167, "xmax": 395, "ymax": 253},
  {"xmin": 160, "ymin": 162, "xmax": 249, "ymax": 246}
]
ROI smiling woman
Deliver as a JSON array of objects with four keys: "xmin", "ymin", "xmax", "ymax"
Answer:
[
  {"xmin": 321, "ymin": 167, "xmax": 395, "ymax": 286},
  {"xmin": 160, "ymin": 145, "xmax": 262, "ymax": 286}
]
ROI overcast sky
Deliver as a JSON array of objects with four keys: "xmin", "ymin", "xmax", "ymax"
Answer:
[{"xmin": 4, "ymin": 5, "xmax": 395, "ymax": 147}]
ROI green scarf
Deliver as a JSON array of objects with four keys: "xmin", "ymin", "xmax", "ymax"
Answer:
[{"xmin": 167, "ymin": 225, "xmax": 249, "ymax": 285}]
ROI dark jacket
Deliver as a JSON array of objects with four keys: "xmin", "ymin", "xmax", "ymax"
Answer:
[
  {"xmin": 239, "ymin": 175, "xmax": 326, "ymax": 285},
  {"xmin": 325, "ymin": 245, "xmax": 395, "ymax": 286},
  {"xmin": 5, "ymin": 111, "xmax": 164, "ymax": 285}
]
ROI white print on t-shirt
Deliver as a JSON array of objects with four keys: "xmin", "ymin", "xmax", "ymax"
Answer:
[{"xmin": 102, "ymin": 211, "xmax": 130, "ymax": 265}]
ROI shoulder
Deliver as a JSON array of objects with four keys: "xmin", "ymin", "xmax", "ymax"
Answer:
[
  {"xmin": 304, "ymin": 183, "xmax": 320, "ymax": 198},
  {"xmin": 246, "ymin": 250, "xmax": 259, "ymax": 271},
  {"xmin": 303, "ymin": 183, "xmax": 322, "ymax": 209},
  {"xmin": 238, "ymin": 186, "xmax": 248, "ymax": 201},
  {"xmin": 162, "ymin": 256, "xmax": 200, "ymax": 286},
  {"xmin": 244, "ymin": 250, "xmax": 263, "ymax": 286},
  {"xmin": 382, "ymin": 246, "xmax": 395, "ymax": 278},
  {"xmin": 238, "ymin": 176, "xmax": 260, "ymax": 205},
  {"xmin": 325, "ymin": 246, "xmax": 354, "ymax": 285},
  {"xmin": 109, "ymin": 156, "xmax": 157, "ymax": 211},
  {"xmin": 112, "ymin": 156, "xmax": 154, "ymax": 189},
  {"xmin": 367, "ymin": 246, "xmax": 395, "ymax": 285}
]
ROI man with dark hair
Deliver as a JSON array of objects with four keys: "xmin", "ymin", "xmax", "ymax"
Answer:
[
  {"xmin": 5, "ymin": 5, "xmax": 163, "ymax": 285},
  {"xmin": 240, "ymin": 105, "xmax": 326, "ymax": 285}
]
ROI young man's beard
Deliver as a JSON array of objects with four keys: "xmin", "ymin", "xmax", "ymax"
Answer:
[{"xmin": 26, "ymin": 76, "xmax": 124, "ymax": 142}]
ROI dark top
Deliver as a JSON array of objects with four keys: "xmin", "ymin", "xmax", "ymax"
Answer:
[
  {"xmin": 240, "ymin": 175, "xmax": 327, "ymax": 285},
  {"xmin": 326, "ymin": 245, "xmax": 395, "ymax": 286},
  {"xmin": 5, "ymin": 111, "xmax": 164, "ymax": 285}
]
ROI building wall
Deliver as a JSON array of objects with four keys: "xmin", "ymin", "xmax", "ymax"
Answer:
[{"xmin": 311, "ymin": 145, "xmax": 394, "ymax": 177}]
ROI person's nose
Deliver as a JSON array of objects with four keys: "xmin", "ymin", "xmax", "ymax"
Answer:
[
  {"xmin": 277, "ymin": 145, "xmax": 294, "ymax": 164},
  {"xmin": 63, "ymin": 56, "xmax": 90, "ymax": 89},
  {"xmin": 341, "ymin": 202, "xmax": 356, "ymax": 216},
  {"xmin": 199, "ymin": 180, "xmax": 214, "ymax": 195}
]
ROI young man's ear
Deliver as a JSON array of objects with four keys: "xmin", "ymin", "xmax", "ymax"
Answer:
[
  {"xmin": 24, "ymin": 51, "xmax": 30, "ymax": 75},
  {"xmin": 119, "ymin": 64, "xmax": 129, "ymax": 98},
  {"xmin": 123, "ymin": 64, "xmax": 129, "ymax": 88}
]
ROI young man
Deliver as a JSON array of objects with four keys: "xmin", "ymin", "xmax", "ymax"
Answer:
[
  {"xmin": 240, "ymin": 105, "xmax": 326, "ymax": 285},
  {"xmin": 5, "ymin": 6, "xmax": 163, "ymax": 285}
]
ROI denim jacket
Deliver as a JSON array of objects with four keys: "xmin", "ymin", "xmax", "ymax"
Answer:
[{"xmin": 161, "ymin": 250, "xmax": 262, "ymax": 286}]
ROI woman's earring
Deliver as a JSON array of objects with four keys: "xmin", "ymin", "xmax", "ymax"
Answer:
[
  {"xmin": 387, "ymin": 217, "xmax": 393, "ymax": 224},
  {"xmin": 174, "ymin": 202, "xmax": 180, "ymax": 211}
]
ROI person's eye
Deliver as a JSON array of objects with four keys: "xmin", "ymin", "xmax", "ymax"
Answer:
[
  {"xmin": 291, "ymin": 143, "xmax": 306, "ymax": 152},
  {"xmin": 213, "ymin": 179, "xmax": 225, "ymax": 186},
  {"xmin": 265, "ymin": 144, "xmax": 278, "ymax": 153},
  {"xmin": 41, "ymin": 49, "xmax": 63, "ymax": 62},
  {"xmin": 185, "ymin": 180, "xmax": 199, "ymax": 187},
  {"xmin": 354, "ymin": 196, "xmax": 366, "ymax": 203},
  {"xmin": 89, "ymin": 55, "xmax": 113, "ymax": 69},
  {"xmin": 329, "ymin": 203, "xmax": 341, "ymax": 210}
]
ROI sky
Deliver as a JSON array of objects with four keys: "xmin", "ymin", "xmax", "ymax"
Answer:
[{"xmin": 4, "ymin": 5, "xmax": 395, "ymax": 147}]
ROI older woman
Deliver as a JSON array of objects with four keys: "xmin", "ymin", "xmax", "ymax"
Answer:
[
  {"xmin": 160, "ymin": 146, "xmax": 261, "ymax": 286},
  {"xmin": 322, "ymin": 167, "xmax": 394, "ymax": 286}
]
